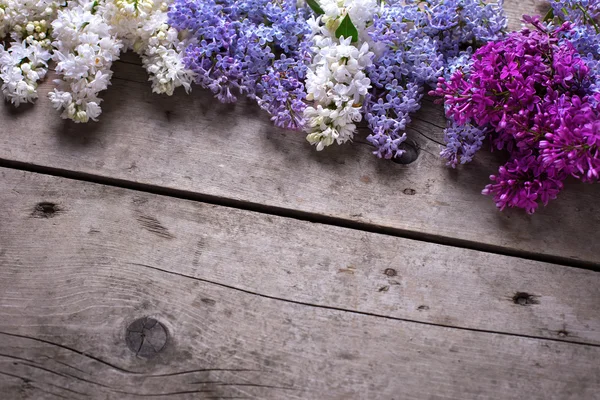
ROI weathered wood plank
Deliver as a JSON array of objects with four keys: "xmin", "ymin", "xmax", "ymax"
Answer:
[
  {"xmin": 3, "ymin": 65, "xmax": 599, "ymax": 266},
  {"xmin": 2, "ymin": 169, "xmax": 599, "ymax": 345},
  {"xmin": 1, "ymin": 0, "xmax": 599, "ymax": 267},
  {"xmin": 1, "ymin": 168, "xmax": 599, "ymax": 336},
  {"xmin": 1, "ymin": 168, "xmax": 599, "ymax": 399}
]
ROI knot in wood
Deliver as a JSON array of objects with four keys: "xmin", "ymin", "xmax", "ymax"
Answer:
[
  {"xmin": 126, "ymin": 317, "xmax": 168, "ymax": 358},
  {"xmin": 391, "ymin": 140, "xmax": 420, "ymax": 165},
  {"xmin": 32, "ymin": 202, "xmax": 61, "ymax": 218},
  {"xmin": 512, "ymin": 292, "xmax": 539, "ymax": 306},
  {"xmin": 384, "ymin": 268, "xmax": 397, "ymax": 277}
]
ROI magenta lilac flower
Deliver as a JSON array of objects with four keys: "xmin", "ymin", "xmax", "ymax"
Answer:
[{"xmin": 431, "ymin": 13, "xmax": 600, "ymax": 213}]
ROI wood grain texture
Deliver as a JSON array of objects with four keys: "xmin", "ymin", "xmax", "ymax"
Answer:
[
  {"xmin": 1, "ymin": 0, "xmax": 599, "ymax": 267},
  {"xmin": 504, "ymin": 0, "xmax": 551, "ymax": 31},
  {"xmin": 2, "ymin": 169, "xmax": 600, "ymax": 345},
  {"xmin": 1, "ymin": 168, "xmax": 599, "ymax": 399}
]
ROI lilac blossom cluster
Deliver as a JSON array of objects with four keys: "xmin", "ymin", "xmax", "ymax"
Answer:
[
  {"xmin": 0, "ymin": 0, "xmax": 195, "ymax": 122},
  {"xmin": 364, "ymin": 0, "xmax": 506, "ymax": 159},
  {"xmin": 549, "ymin": 0, "xmax": 600, "ymax": 93},
  {"xmin": 167, "ymin": 0, "xmax": 505, "ymax": 153},
  {"xmin": 167, "ymin": 0, "xmax": 311, "ymax": 130},
  {"xmin": 431, "ymin": 15, "xmax": 600, "ymax": 213}
]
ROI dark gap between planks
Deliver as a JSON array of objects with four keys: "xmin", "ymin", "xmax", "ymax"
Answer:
[{"xmin": 0, "ymin": 157, "xmax": 598, "ymax": 272}]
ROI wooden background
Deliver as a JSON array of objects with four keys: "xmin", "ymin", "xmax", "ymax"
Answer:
[{"xmin": 1, "ymin": 1, "xmax": 599, "ymax": 399}]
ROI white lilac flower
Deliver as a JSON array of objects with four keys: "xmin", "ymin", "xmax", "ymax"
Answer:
[
  {"xmin": 50, "ymin": 0, "xmax": 122, "ymax": 123},
  {"xmin": 50, "ymin": 0, "xmax": 193, "ymax": 122},
  {"xmin": 102, "ymin": 0, "xmax": 195, "ymax": 96},
  {"xmin": 0, "ymin": 0, "xmax": 56, "ymax": 39},
  {"xmin": 303, "ymin": 0, "xmax": 376, "ymax": 151},
  {"xmin": 0, "ymin": 40, "xmax": 51, "ymax": 106},
  {"xmin": 0, "ymin": 0, "xmax": 58, "ymax": 106},
  {"xmin": 136, "ymin": 4, "xmax": 195, "ymax": 95}
]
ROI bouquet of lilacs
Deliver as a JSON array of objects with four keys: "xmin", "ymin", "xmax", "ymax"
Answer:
[
  {"xmin": 168, "ymin": 0, "xmax": 506, "ymax": 156},
  {"xmin": 431, "ymin": 4, "xmax": 600, "ymax": 213},
  {"xmin": 167, "ymin": 0, "xmax": 374, "ymax": 147},
  {"xmin": 0, "ymin": 0, "xmax": 59, "ymax": 106},
  {"xmin": 49, "ymin": 0, "xmax": 196, "ymax": 123}
]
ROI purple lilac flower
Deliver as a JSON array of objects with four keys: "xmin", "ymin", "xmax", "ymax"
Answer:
[
  {"xmin": 168, "ymin": 0, "xmax": 311, "ymax": 129},
  {"xmin": 539, "ymin": 93, "xmax": 600, "ymax": 182},
  {"xmin": 420, "ymin": 0, "xmax": 507, "ymax": 57},
  {"xmin": 482, "ymin": 152, "xmax": 566, "ymax": 214},
  {"xmin": 431, "ymin": 15, "xmax": 600, "ymax": 213}
]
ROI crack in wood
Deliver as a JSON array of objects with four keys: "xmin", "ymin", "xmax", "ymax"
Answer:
[
  {"xmin": 146, "ymin": 368, "xmax": 259, "ymax": 378},
  {"xmin": 0, "ymin": 331, "xmax": 139, "ymax": 374},
  {"xmin": 213, "ymin": 382, "xmax": 298, "ymax": 390},
  {"xmin": 3, "ymin": 360, "xmax": 231, "ymax": 397},
  {"xmin": 1, "ymin": 157, "xmax": 598, "ymax": 271},
  {"xmin": 0, "ymin": 369, "xmax": 90, "ymax": 397},
  {"xmin": 124, "ymin": 262, "xmax": 600, "ymax": 348},
  {"xmin": 40, "ymin": 356, "xmax": 87, "ymax": 374}
]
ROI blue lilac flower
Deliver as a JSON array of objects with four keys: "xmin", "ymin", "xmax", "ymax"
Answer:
[
  {"xmin": 441, "ymin": 119, "xmax": 487, "ymax": 167},
  {"xmin": 548, "ymin": 0, "xmax": 600, "ymax": 26},
  {"xmin": 168, "ymin": 0, "xmax": 311, "ymax": 129},
  {"xmin": 420, "ymin": 0, "xmax": 507, "ymax": 57},
  {"xmin": 365, "ymin": 0, "xmax": 505, "ymax": 159}
]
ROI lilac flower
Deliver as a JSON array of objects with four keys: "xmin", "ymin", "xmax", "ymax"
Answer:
[
  {"xmin": 364, "ymin": 0, "xmax": 505, "ymax": 159},
  {"xmin": 482, "ymin": 152, "xmax": 566, "ymax": 214},
  {"xmin": 168, "ymin": 0, "xmax": 311, "ymax": 130},
  {"xmin": 420, "ymin": 0, "xmax": 507, "ymax": 57},
  {"xmin": 257, "ymin": 56, "xmax": 310, "ymax": 129},
  {"xmin": 441, "ymin": 119, "xmax": 487, "ymax": 167},
  {"xmin": 431, "ymin": 14, "xmax": 600, "ymax": 213},
  {"xmin": 539, "ymin": 94, "xmax": 600, "ymax": 181}
]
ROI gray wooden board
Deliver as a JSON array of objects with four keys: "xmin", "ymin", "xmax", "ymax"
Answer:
[
  {"xmin": 1, "ymin": 0, "xmax": 599, "ymax": 267},
  {"xmin": 0, "ymin": 168, "xmax": 599, "ymax": 399}
]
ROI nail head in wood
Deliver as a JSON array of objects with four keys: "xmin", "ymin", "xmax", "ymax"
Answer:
[{"xmin": 126, "ymin": 317, "xmax": 168, "ymax": 358}]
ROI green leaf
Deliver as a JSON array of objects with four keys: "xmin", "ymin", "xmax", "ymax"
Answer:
[
  {"xmin": 543, "ymin": 7, "xmax": 554, "ymax": 22},
  {"xmin": 306, "ymin": 0, "xmax": 324, "ymax": 15},
  {"xmin": 335, "ymin": 14, "xmax": 359, "ymax": 42}
]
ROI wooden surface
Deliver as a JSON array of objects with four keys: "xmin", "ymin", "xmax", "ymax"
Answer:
[
  {"xmin": 1, "ymin": 1, "xmax": 599, "ymax": 399},
  {"xmin": 1, "ymin": 168, "xmax": 599, "ymax": 399},
  {"xmin": 1, "ymin": 0, "xmax": 599, "ymax": 267}
]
